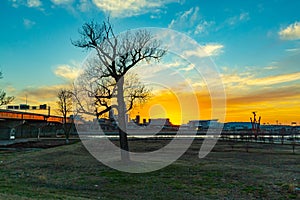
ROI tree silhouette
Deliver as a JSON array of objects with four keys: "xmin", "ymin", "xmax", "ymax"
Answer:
[
  {"xmin": 0, "ymin": 72, "xmax": 14, "ymax": 106},
  {"xmin": 56, "ymin": 89, "xmax": 73, "ymax": 144},
  {"xmin": 72, "ymin": 19, "xmax": 166, "ymax": 161}
]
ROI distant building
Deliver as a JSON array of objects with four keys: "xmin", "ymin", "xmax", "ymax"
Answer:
[
  {"xmin": 223, "ymin": 122, "xmax": 300, "ymax": 134},
  {"xmin": 260, "ymin": 124, "xmax": 297, "ymax": 134},
  {"xmin": 187, "ymin": 119, "xmax": 219, "ymax": 130},
  {"xmin": 98, "ymin": 118, "xmax": 118, "ymax": 131},
  {"xmin": 148, "ymin": 118, "xmax": 178, "ymax": 131},
  {"xmin": 135, "ymin": 115, "xmax": 140, "ymax": 125},
  {"xmin": 223, "ymin": 122, "xmax": 253, "ymax": 131},
  {"xmin": 127, "ymin": 116, "xmax": 178, "ymax": 131}
]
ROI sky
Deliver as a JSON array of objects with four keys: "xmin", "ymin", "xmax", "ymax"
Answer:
[{"xmin": 0, "ymin": 0, "xmax": 300, "ymax": 125}]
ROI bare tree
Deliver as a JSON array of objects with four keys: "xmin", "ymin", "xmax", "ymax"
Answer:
[
  {"xmin": 0, "ymin": 72, "xmax": 14, "ymax": 107},
  {"xmin": 75, "ymin": 60, "xmax": 150, "ymax": 118},
  {"xmin": 72, "ymin": 19, "xmax": 166, "ymax": 161},
  {"xmin": 57, "ymin": 89, "xmax": 73, "ymax": 144}
]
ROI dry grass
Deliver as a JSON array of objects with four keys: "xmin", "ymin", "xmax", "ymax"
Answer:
[{"xmin": 0, "ymin": 139, "xmax": 299, "ymax": 199}]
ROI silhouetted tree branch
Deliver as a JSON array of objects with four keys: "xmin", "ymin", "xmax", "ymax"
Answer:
[
  {"xmin": 73, "ymin": 19, "xmax": 166, "ymax": 162},
  {"xmin": 57, "ymin": 89, "xmax": 73, "ymax": 144},
  {"xmin": 0, "ymin": 72, "xmax": 14, "ymax": 106}
]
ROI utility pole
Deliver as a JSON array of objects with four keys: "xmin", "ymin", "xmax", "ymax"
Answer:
[
  {"xmin": 250, "ymin": 111, "xmax": 261, "ymax": 141},
  {"xmin": 48, "ymin": 106, "xmax": 51, "ymax": 117}
]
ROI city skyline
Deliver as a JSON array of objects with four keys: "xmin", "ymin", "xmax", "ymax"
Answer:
[{"xmin": 1, "ymin": 0, "xmax": 300, "ymax": 125}]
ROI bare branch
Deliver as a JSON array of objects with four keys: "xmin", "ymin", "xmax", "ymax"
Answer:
[
  {"xmin": 73, "ymin": 19, "xmax": 166, "ymax": 159},
  {"xmin": 0, "ymin": 90, "xmax": 14, "ymax": 106},
  {"xmin": 0, "ymin": 72, "xmax": 15, "ymax": 106},
  {"xmin": 57, "ymin": 89, "xmax": 73, "ymax": 123}
]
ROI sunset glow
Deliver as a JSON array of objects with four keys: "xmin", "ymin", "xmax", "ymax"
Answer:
[{"xmin": 1, "ymin": 0, "xmax": 300, "ymax": 125}]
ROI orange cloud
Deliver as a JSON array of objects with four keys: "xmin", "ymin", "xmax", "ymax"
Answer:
[
  {"xmin": 8, "ymin": 84, "xmax": 72, "ymax": 116},
  {"xmin": 225, "ymin": 85, "xmax": 300, "ymax": 124},
  {"xmin": 132, "ymin": 82, "xmax": 300, "ymax": 125}
]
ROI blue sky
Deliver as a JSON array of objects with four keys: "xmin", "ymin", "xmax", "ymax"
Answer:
[{"xmin": 1, "ymin": 0, "xmax": 300, "ymax": 124}]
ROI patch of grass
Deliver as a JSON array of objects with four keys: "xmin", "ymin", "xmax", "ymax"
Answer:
[{"xmin": 0, "ymin": 140, "xmax": 299, "ymax": 199}]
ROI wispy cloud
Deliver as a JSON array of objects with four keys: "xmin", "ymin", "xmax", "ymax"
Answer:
[
  {"xmin": 227, "ymin": 85, "xmax": 300, "ymax": 105},
  {"xmin": 51, "ymin": 0, "xmax": 74, "ymax": 5},
  {"xmin": 10, "ymin": 0, "xmax": 174, "ymax": 16},
  {"xmin": 180, "ymin": 64, "xmax": 194, "ymax": 72},
  {"xmin": 150, "ymin": 9, "xmax": 166, "ymax": 19},
  {"xmin": 202, "ymin": 44, "xmax": 224, "ymax": 56},
  {"xmin": 77, "ymin": 0, "xmax": 91, "ymax": 12},
  {"xmin": 20, "ymin": 85, "xmax": 63, "ymax": 100},
  {"xmin": 194, "ymin": 20, "xmax": 214, "ymax": 35},
  {"xmin": 5, "ymin": 85, "xmax": 17, "ymax": 94},
  {"xmin": 285, "ymin": 48, "xmax": 300, "ymax": 52},
  {"xmin": 222, "ymin": 70, "xmax": 300, "ymax": 123},
  {"xmin": 225, "ymin": 12, "xmax": 250, "ymax": 26},
  {"xmin": 222, "ymin": 71, "xmax": 300, "ymax": 88},
  {"xmin": 54, "ymin": 64, "xmax": 82, "ymax": 81},
  {"xmin": 168, "ymin": 7, "xmax": 200, "ymax": 29},
  {"xmin": 9, "ymin": 0, "xmax": 21, "ymax": 8},
  {"xmin": 183, "ymin": 43, "xmax": 224, "ymax": 58},
  {"xmin": 263, "ymin": 66, "xmax": 278, "ymax": 70},
  {"xmin": 279, "ymin": 21, "xmax": 300, "ymax": 40},
  {"xmin": 23, "ymin": 18, "xmax": 36, "ymax": 29},
  {"xmin": 168, "ymin": 7, "xmax": 214, "ymax": 35},
  {"xmin": 9, "ymin": 0, "xmax": 42, "ymax": 8},
  {"xmin": 131, "ymin": 59, "xmax": 183, "ymax": 81},
  {"xmin": 92, "ymin": 0, "xmax": 176, "ymax": 17},
  {"xmin": 247, "ymin": 72, "xmax": 300, "ymax": 86},
  {"xmin": 12, "ymin": 84, "xmax": 70, "ymax": 106},
  {"xmin": 27, "ymin": 0, "xmax": 42, "ymax": 7},
  {"xmin": 7, "ymin": 81, "xmax": 71, "ymax": 108}
]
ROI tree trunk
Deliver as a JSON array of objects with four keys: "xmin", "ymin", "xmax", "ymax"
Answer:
[
  {"xmin": 63, "ymin": 116, "xmax": 70, "ymax": 144},
  {"xmin": 64, "ymin": 123, "xmax": 70, "ymax": 144},
  {"xmin": 116, "ymin": 76, "xmax": 130, "ymax": 162}
]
